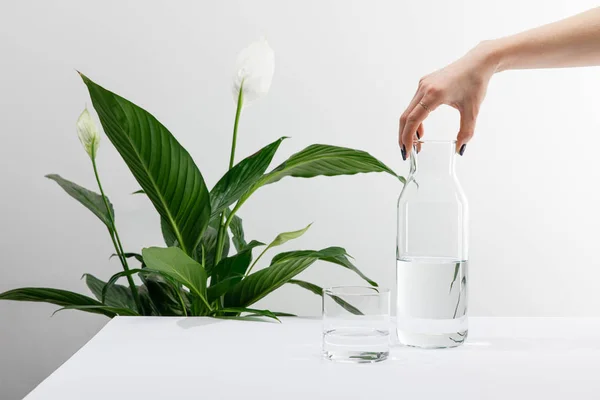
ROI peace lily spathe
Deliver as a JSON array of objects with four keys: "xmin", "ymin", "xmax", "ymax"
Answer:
[
  {"xmin": 232, "ymin": 38, "xmax": 275, "ymax": 106},
  {"xmin": 76, "ymin": 108, "xmax": 100, "ymax": 159}
]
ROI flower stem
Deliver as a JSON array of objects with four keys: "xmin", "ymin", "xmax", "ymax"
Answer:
[
  {"xmin": 92, "ymin": 158, "xmax": 142, "ymax": 313},
  {"xmin": 228, "ymin": 83, "xmax": 244, "ymax": 170},
  {"xmin": 215, "ymin": 84, "xmax": 244, "ymax": 265}
]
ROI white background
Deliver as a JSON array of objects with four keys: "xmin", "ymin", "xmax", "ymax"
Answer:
[{"xmin": 1, "ymin": 1, "xmax": 600, "ymax": 398}]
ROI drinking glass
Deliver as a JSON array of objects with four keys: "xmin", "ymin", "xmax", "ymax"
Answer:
[{"xmin": 322, "ymin": 286, "xmax": 391, "ymax": 363}]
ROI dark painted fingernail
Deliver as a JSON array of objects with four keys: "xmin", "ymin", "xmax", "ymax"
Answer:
[
  {"xmin": 416, "ymin": 130, "xmax": 421, "ymax": 139},
  {"xmin": 459, "ymin": 144, "xmax": 467, "ymax": 156},
  {"xmin": 401, "ymin": 145, "xmax": 407, "ymax": 161}
]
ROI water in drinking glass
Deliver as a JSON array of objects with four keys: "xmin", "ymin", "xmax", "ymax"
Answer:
[{"xmin": 322, "ymin": 287, "xmax": 391, "ymax": 363}]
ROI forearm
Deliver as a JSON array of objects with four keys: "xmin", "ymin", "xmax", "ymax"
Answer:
[{"xmin": 488, "ymin": 7, "xmax": 600, "ymax": 72}]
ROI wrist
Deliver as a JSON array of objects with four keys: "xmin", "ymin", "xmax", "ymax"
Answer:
[{"xmin": 474, "ymin": 39, "xmax": 508, "ymax": 74}]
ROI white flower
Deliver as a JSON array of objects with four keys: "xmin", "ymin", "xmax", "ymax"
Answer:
[
  {"xmin": 76, "ymin": 107, "xmax": 100, "ymax": 159},
  {"xmin": 232, "ymin": 38, "xmax": 275, "ymax": 106}
]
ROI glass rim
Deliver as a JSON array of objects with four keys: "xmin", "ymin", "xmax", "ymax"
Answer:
[{"xmin": 323, "ymin": 286, "xmax": 390, "ymax": 296}]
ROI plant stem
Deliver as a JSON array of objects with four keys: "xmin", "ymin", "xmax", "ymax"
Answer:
[
  {"xmin": 92, "ymin": 158, "xmax": 142, "ymax": 313},
  {"xmin": 214, "ymin": 83, "xmax": 244, "ymax": 265},
  {"xmin": 245, "ymin": 245, "xmax": 270, "ymax": 277},
  {"xmin": 175, "ymin": 289, "xmax": 188, "ymax": 317}
]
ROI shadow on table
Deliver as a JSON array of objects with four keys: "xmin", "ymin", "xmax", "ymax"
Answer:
[
  {"xmin": 176, "ymin": 316, "xmax": 280, "ymax": 330},
  {"xmin": 176, "ymin": 318, "xmax": 224, "ymax": 330}
]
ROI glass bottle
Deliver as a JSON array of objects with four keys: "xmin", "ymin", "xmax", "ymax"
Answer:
[{"xmin": 396, "ymin": 140, "xmax": 469, "ymax": 348}]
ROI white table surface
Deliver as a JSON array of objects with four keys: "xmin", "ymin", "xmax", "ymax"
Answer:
[{"xmin": 24, "ymin": 317, "xmax": 600, "ymax": 399}]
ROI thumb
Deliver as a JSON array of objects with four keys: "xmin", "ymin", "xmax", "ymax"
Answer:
[{"xmin": 456, "ymin": 107, "xmax": 478, "ymax": 156}]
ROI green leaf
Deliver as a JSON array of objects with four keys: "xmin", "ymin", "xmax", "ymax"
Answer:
[
  {"xmin": 140, "ymin": 273, "xmax": 186, "ymax": 316},
  {"xmin": 449, "ymin": 262, "xmax": 460, "ymax": 293},
  {"xmin": 198, "ymin": 223, "xmax": 229, "ymax": 272},
  {"xmin": 262, "ymin": 144, "xmax": 398, "ymax": 184},
  {"xmin": 272, "ymin": 247, "xmax": 377, "ymax": 286},
  {"xmin": 101, "ymin": 269, "xmax": 144, "ymax": 303},
  {"xmin": 225, "ymin": 247, "xmax": 375, "ymax": 308},
  {"xmin": 161, "ymin": 218, "xmax": 178, "ymax": 247},
  {"xmin": 211, "ymin": 240, "xmax": 265, "ymax": 285},
  {"xmin": 215, "ymin": 307, "xmax": 280, "ymax": 322},
  {"xmin": 80, "ymin": 73, "xmax": 211, "ymax": 256},
  {"xmin": 132, "ymin": 189, "xmax": 145, "ymax": 195},
  {"xmin": 288, "ymin": 279, "xmax": 363, "ymax": 315},
  {"xmin": 224, "ymin": 254, "xmax": 318, "ymax": 307},
  {"xmin": 110, "ymin": 253, "xmax": 144, "ymax": 264},
  {"xmin": 0, "ymin": 288, "xmax": 115, "ymax": 317},
  {"xmin": 53, "ymin": 305, "xmax": 139, "ymax": 316},
  {"xmin": 142, "ymin": 247, "xmax": 208, "ymax": 305},
  {"xmin": 234, "ymin": 144, "xmax": 399, "ymax": 213},
  {"xmin": 46, "ymin": 174, "xmax": 114, "ymax": 230},
  {"xmin": 210, "ymin": 137, "xmax": 287, "ymax": 219},
  {"xmin": 266, "ymin": 223, "xmax": 312, "ymax": 249},
  {"xmin": 229, "ymin": 213, "xmax": 247, "ymax": 252},
  {"xmin": 84, "ymin": 273, "xmax": 136, "ymax": 310},
  {"xmin": 206, "ymin": 275, "xmax": 241, "ymax": 302},
  {"xmin": 272, "ymin": 312, "xmax": 297, "ymax": 317},
  {"xmin": 137, "ymin": 284, "xmax": 159, "ymax": 316},
  {"xmin": 162, "ymin": 215, "xmax": 228, "ymax": 267}
]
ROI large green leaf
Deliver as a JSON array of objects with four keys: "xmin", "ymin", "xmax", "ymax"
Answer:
[
  {"xmin": 224, "ymin": 247, "xmax": 373, "ymax": 308},
  {"xmin": 262, "ymin": 144, "xmax": 398, "ymax": 184},
  {"xmin": 161, "ymin": 218, "xmax": 178, "ymax": 247},
  {"xmin": 142, "ymin": 247, "xmax": 208, "ymax": 304},
  {"xmin": 0, "ymin": 288, "xmax": 116, "ymax": 317},
  {"xmin": 224, "ymin": 254, "xmax": 318, "ymax": 307},
  {"xmin": 46, "ymin": 174, "xmax": 114, "ymax": 230},
  {"xmin": 272, "ymin": 247, "xmax": 377, "ymax": 286},
  {"xmin": 210, "ymin": 137, "xmax": 287, "ymax": 219},
  {"xmin": 234, "ymin": 144, "xmax": 399, "ymax": 212},
  {"xmin": 288, "ymin": 279, "xmax": 363, "ymax": 315},
  {"xmin": 84, "ymin": 273, "xmax": 136, "ymax": 310},
  {"xmin": 80, "ymin": 73, "xmax": 210, "ymax": 255}
]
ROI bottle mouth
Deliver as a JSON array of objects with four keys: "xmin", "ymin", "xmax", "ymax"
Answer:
[{"xmin": 415, "ymin": 139, "xmax": 457, "ymax": 144}]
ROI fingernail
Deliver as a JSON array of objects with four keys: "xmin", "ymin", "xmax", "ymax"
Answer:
[
  {"xmin": 401, "ymin": 145, "xmax": 407, "ymax": 161},
  {"xmin": 416, "ymin": 130, "xmax": 421, "ymax": 139},
  {"xmin": 459, "ymin": 144, "xmax": 467, "ymax": 156}
]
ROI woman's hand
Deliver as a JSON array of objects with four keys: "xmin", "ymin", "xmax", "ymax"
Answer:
[{"xmin": 399, "ymin": 42, "xmax": 499, "ymax": 158}]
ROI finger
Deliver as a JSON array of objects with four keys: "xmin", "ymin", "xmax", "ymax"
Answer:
[
  {"xmin": 456, "ymin": 105, "xmax": 478, "ymax": 156},
  {"xmin": 399, "ymin": 88, "xmax": 425, "ymax": 152},
  {"xmin": 415, "ymin": 123, "xmax": 424, "ymax": 153},
  {"xmin": 402, "ymin": 95, "xmax": 440, "ymax": 159}
]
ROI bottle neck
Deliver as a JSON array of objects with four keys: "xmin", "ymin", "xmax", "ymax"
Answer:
[{"xmin": 409, "ymin": 141, "xmax": 456, "ymax": 178}]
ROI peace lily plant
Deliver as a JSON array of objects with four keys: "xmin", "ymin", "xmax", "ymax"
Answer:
[{"xmin": 0, "ymin": 39, "xmax": 402, "ymax": 320}]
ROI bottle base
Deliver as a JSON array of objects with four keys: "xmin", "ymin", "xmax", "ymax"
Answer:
[{"xmin": 396, "ymin": 329, "xmax": 468, "ymax": 349}]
